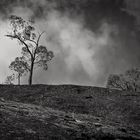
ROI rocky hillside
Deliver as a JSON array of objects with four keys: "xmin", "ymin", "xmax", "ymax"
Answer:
[{"xmin": 0, "ymin": 84, "xmax": 140, "ymax": 139}]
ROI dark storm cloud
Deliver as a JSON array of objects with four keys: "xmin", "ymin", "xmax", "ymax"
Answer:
[
  {"xmin": 1, "ymin": 0, "xmax": 140, "ymax": 86},
  {"xmin": 0, "ymin": 0, "xmax": 48, "ymax": 19},
  {"xmin": 0, "ymin": 0, "xmax": 126, "ymax": 19},
  {"xmin": 0, "ymin": 0, "xmax": 137, "ymax": 28}
]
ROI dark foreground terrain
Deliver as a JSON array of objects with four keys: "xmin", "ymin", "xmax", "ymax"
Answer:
[{"xmin": 0, "ymin": 84, "xmax": 140, "ymax": 140}]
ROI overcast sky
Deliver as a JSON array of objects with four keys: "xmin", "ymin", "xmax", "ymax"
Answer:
[{"xmin": 0, "ymin": 0, "xmax": 140, "ymax": 86}]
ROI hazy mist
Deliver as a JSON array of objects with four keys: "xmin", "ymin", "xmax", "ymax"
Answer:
[{"xmin": 0, "ymin": 0, "xmax": 140, "ymax": 86}]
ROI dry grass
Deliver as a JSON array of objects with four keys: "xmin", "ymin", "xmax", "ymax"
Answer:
[{"xmin": 0, "ymin": 84, "xmax": 140, "ymax": 139}]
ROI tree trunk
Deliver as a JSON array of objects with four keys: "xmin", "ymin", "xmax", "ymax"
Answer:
[
  {"xmin": 18, "ymin": 74, "xmax": 20, "ymax": 85},
  {"xmin": 28, "ymin": 60, "xmax": 34, "ymax": 85}
]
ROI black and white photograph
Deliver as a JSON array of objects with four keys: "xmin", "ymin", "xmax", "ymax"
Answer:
[{"xmin": 0, "ymin": 0, "xmax": 140, "ymax": 139}]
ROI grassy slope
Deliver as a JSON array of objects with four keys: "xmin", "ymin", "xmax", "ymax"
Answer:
[{"xmin": 0, "ymin": 84, "xmax": 140, "ymax": 139}]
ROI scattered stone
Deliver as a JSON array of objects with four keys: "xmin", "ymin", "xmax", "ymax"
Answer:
[
  {"xmin": 94, "ymin": 122, "xmax": 103, "ymax": 127},
  {"xmin": 0, "ymin": 97, "xmax": 5, "ymax": 102},
  {"xmin": 85, "ymin": 96, "xmax": 93, "ymax": 99},
  {"xmin": 25, "ymin": 129, "xmax": 36, "ymax": 134}
]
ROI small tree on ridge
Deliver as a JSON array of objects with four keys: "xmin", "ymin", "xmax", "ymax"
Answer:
[
  {"xmin": 9, "ymin": 56, "xmax": 29, "ymax": 85},
  {"xmin": 5, "ymin": 74, "xmax": 15, "ymax": 85},
  {"xmin": 107, "ymin": 68, "xmax": 140, "ymax": 92}
]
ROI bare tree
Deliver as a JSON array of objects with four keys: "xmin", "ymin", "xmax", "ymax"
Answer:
[
  {"xmin": 107, "ymin": 68, "xmax": 140, "ymax": 92},
  {"xmin": 6, "ymin": 15, "xmax": 54, "ymax": 85}
]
